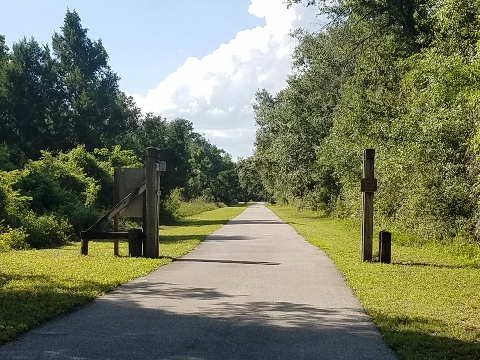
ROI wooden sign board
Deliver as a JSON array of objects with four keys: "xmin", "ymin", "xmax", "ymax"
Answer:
[
  {"xmin": 361, "ymin": 178, "xmax": 378, "ymax": 193},
  {"xmin": 114, "ymin": 168, "xmax": 145, "ymax": 217}
]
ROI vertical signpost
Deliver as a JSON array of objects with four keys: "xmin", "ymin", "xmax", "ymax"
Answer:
[
  {"xmin": 144, "ymin": 147, "xmax": 160, "ymax": 258},
  {"xmin": 361, "ymin": 149, "xmax": 377, "ymax": 262}
]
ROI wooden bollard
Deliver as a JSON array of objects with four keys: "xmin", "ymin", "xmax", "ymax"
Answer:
[
  {"xmin": 379, "ymin": 231, "xmax": 392, "ymax": 264},
  {"xmin": 80, "ymin": 239, "xmax": 88, "ymax": 255},
  {"xmin": 128, "ymin": 229, "xmax": 143, "ymax": 257}
]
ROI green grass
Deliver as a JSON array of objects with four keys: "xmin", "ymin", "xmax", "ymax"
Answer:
[
  {"xmin": 0, "ymin": 204, "xmax": 247, "ymax": 344},
  {"xmin": 268, "ymin": 205, "xmax": 480, "ymax": 360}
]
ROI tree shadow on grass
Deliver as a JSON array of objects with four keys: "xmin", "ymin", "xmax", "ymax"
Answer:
[
  {"xmin": 370, "ymin": 311, "xmax": 480, "ymax": 360},
  {"xmin": 0, "ymin": 272, "xmax": 112, "ymax": 344}
]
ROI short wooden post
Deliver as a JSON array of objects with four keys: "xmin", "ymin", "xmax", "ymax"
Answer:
[
  {"xmin": 379, "ymin": 231, "xmax": 392, "ymax": 263},
  {"xmin": 361, "ymin": 149, "xmax": 377, "ymax": 262},
  {"xmin": 128, "ymin": 229, "xmax": 143, "ymax": 257},
  {"xmin": 144, "ymin": 147, "xmax": 159, "ymax": 258},
  {"xmin": 80, "ymin": 239, "xmax": 88, "ymax": 255}
]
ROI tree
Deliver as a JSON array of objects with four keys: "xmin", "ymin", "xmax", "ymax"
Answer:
[
  {"xmin": 236, "ymin": 157, "xmax": 267, "ymax": 201},
  {"xmin": 51, "ymin": 10, "xmax": 138, "ymax": 151},
  {"xmin": 287, "ymin": 0, "xmax": 433, "ymax": 50},
  {"xmin": 186, "ymin": 133, "xmax": 237, "ymax": 203},
  {"xmin": 0, "ymin": 38, "xmax": 60, "ymax": 159}
]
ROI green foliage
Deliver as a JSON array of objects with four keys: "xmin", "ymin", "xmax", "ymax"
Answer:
[
  {"xmin": 161, "ymin": 188, "xmax": 184, "ymax": 223},
  {"xmin": 0, "ymin": 37, "xmax": 59, "ymax": 159},
  {"xmin": 253, "ymin": 0, "xmax": 480, "ymax": 244},
  {"xmin": 0, "ymin": 227, "xmax": 29, "ymax": 252},
  {"xmin": 0, "ymin": 9, "xmax": 246, "ymax": 251},
  {"xmin": 14, "ymin": 148, "xmax": 100, "ymax": 222},
  {"xmin": 22, "ymin": 213, "xmax": 71, "ymax": 248},
  {"xmin": 0, "ymin": 143, "xmax": 26, "ymax": 171},
  {"xmin": 0, "ymin": 145, "xmax": 143, "ymax": 248},
  {"xmin": 236, "ymin": 157, "xmax": 267, "ymax": 201},
  {"xmin": 0, "ymin": 11, "xmax": 140, "ymax": 158},
  {"xmin": 51, "ymin": 10, "xmax": 139, "ymax": 151}
]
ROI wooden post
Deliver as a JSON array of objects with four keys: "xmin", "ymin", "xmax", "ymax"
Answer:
[
  {"xmin": 144, "ymin": 147, "xmax": 159, "ymax": 258},
  {"xmin": 128, "ymin": 229, "xmax": 143, "ymax": 257},
  {"xmin": 379, "ymin": 231, "xmax": 392, "ymax": 263},
  {"xmin": 113, "ymin": 168, "xmax": 120, "ymax": 256},
  {"xmin": 80, "ymin": 239, "xmax": 89, "ymax": 255},
  {"xmin": 361, "ymin": 149, "xmax": 377, "ymax": 262},
  {"xmin": 155, "ymin": 150, "xmax": 161, "ymax": 257}
]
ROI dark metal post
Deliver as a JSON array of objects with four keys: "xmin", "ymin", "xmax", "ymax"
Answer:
[{"xmin": 379, "ymin": 231, "xmax": 392, "ymax": 263}]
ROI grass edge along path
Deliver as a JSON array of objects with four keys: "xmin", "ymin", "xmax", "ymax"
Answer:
[
  {"xmin": 268, "ymin": 205, "xmax": 480, "ymax": 360},
  {"xmin": 0, "ymin": 204, "xmax": 247, "ymax": 344}
]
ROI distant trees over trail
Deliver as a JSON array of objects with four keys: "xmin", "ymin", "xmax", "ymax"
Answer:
[{"xmin": 252, "ymin": 0, "xmax": 480, "ymax": 243}]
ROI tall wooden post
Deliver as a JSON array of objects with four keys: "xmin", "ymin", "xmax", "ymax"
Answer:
[
  {"xmin": 144, "ymin": 147, "xmax": 159, "ymax": 258},
  {"xmin": 361, "ymin": 149, "xmax": 377, "ymax": 262},
  {"xmin": 113, "ymin": 168, "xmax": 120, "ymax": 256},
  {"xmin": 154, "ymin": 149, "xmax": 161, "ymax": 257}
]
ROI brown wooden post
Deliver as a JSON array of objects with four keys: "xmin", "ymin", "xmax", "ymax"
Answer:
[
  {"xmin": 113, "ymin": 168, "xmax": 120, "ymax": 256},
  {"xmin": 379, "ymin": 230, "xmax": 392, "ymax": 263},
  {"xmin": 128, "ymin": 228, "xmax": 143, "ymax": 257},
  {"xmin": 80, "ymin": 239, "xmax": 88, "ymax": 255},
  {"xmin": 144, "ymin": 147, "xmax": 159, "ymax": 258},
  {"xmin": 154, "ymin": 149, "xmax": 160, "ymax": 257},
  {"xmin": 361, "ymin": 149, "xmax": 377, "ymax": 262}
]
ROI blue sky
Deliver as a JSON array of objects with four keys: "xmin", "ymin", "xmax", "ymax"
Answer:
[{"xmin": 0, "ymin": 1, "xmax": 320, "ymax": 159}]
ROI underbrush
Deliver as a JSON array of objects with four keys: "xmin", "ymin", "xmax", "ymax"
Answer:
[
  {"xmin": 161, "ymin": 188, "xmax": 226, "ymax": 223},
  {"xmin": 178, "ymin": 198, "xmax": 225, "ymax": 218}
]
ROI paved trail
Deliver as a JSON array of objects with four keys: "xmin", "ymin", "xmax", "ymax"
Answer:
[{"xmin": 0, "ymin": 203, "xmax": 397, "ymax": 359}]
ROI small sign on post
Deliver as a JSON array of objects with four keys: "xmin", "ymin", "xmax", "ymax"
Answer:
[{"xmin": 361, "ymin": 149, "xmax": 377, "ymax": 262}]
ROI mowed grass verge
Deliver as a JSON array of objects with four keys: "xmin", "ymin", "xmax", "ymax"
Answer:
[
  {"xmin": 0, "ymin": 205, "xmax": 247, "ymax": 344},
  {"xmin": 268, "ymin": 205, "xmax": 480, "ymax": 360}
]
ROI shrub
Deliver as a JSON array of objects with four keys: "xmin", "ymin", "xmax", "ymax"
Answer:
[
  {"xmin": 0, "ymin": 227, "xmax": 29, "ymax": 252},
  {"xmin": 57, "ymin": 202, "xmax": 102, "ymax": 234},
  {"xmin": 22, "ymin": 213, "xmax": 71, "ymax": 248},
  {"xmin": 160, "ymin": 188, "xmax": 183, "ymax": 224}
]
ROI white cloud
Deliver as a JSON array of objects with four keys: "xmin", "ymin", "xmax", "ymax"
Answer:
[{"xmin": 132, "ymin": 0, "xmax": 319, "ymax": 159}]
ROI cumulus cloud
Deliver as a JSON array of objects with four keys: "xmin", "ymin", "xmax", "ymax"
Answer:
[{"xmin": 132, "ymin": 0, "xmax": 319, "ymax": 159}]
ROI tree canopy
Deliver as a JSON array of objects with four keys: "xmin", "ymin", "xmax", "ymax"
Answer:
[{"xmin": 253, "ymin": 0, "xmax": 480, "ymax": 242}]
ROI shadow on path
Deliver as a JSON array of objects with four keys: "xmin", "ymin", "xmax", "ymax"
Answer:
[{"xmin": 174, "ymin": 258, "xmax": 281, "ymax": 266}]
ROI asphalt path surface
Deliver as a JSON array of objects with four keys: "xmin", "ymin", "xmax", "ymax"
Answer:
[{"xmin": 0, "ymin": 203, "xmax": 397, "ymax": 359}]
